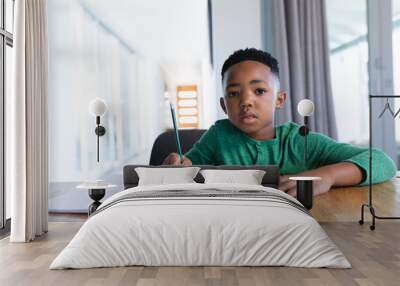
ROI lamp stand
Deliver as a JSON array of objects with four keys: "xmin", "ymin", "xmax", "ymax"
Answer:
[
  {"xmin": 94, "ymin": 116, "xmax": 106, "ymax": 162},
  {"xmin": 299, "ymin": 116, "xmax": 309, "ymax": 162},
  {"xmin": 297, "ymin": 116, "xmax": 313, "ymax": 209}
]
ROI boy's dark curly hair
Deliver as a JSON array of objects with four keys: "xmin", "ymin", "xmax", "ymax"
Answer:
[{"xmin": 221, "ymin": 48, "xmax": 279, "ymax": 80}]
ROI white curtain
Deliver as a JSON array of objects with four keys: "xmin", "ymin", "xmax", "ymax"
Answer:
[{"xmin": 9, "ymin": 0, "xmax": 48, "ymax": 242}]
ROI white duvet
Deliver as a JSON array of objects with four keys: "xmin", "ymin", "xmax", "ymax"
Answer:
[{"xmin": 50, "ymin": 183, "xmax": 351, "ymax": 269}]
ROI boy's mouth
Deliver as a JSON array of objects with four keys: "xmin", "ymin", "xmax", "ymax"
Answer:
[{"xmin": 239, "ymin": 112, "xmax": 258, "ymax": 124}]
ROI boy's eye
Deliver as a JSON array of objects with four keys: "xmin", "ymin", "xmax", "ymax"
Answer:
[
  {"xmin": 255, "ymin": 88, "xmax": 266, "ymax": 95},
  {"xmin": 226, "ymin": 91, "xmax": 240, "ymax": 98}
]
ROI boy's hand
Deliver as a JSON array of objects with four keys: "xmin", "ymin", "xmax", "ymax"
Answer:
[
  {"xmin": 279, "ymin": 169, "xmax": 334, "ymax": 197},
  {"xmin": 162, "ymin": 152, "xmax": 193, "ymax": 166}
]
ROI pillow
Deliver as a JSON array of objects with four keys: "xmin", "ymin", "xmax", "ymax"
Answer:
[
  {"xmin": 135, "ymin": 167, "xmax": 201, "ymax": 186},
  {"xmin": 200, "ymin": 169, "xmax": 266, "ymax": 185}
]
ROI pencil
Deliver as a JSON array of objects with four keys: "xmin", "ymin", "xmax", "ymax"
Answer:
[{"xmin": 169, "ymin": 102, "xmax": 184, "ymax": 163}]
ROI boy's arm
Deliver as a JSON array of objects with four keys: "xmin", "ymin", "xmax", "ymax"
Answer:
[
  {"xmin": 279, "ymin": 161, "xmax": 363, "ymax": 196},
  {"xmin": 185, "ymin": 125, "xmax": 218, "ymax": 165},
  {"xmin": 280, "ymin": 132, "xmax": 396, "ymax": 196},
  {"xmin": 305, "ymin": 132, "xmax": 396, "ymax": 186}
]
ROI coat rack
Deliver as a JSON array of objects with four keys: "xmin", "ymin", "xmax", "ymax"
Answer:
[{"xmin": 359, "ymin": 95, "xmax": 400, "ymax": 230}]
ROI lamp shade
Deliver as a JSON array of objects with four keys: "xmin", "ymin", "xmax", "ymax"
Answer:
[
  {"xmin": 297, "ymin": 99, "xmax": 314, "ymax": 117},
  {"xmin": 89, "ymin": 98, "xmax": 107, "ymax": 116}
]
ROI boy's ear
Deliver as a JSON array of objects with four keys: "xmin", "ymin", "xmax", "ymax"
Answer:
[
  {"xmin": 275, "ymin": 91, "xmax": 287, "ymax": 109},
  {"xmin": 220, "ymin": 97, "xmax": 227, "ymax": 114}
]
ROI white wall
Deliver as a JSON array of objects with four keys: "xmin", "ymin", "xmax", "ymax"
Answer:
[
  {"xmin": 201, "ymin": 59, "xmax": 217, "ymax": 128},
  {"xmin": 211, "ymin": 0, "xmax": 263, "ymax": 119}
]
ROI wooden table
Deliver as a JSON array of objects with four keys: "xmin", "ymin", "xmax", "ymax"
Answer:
[
  {"xmin": 311, "ymin": 178, "xmax": 400, "ymax": 222},
  {"xmin": 49, "ymin": 180, "xmax": 400, "ymax": 223}
]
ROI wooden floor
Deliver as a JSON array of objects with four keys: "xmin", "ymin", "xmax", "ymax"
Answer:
[{"xmin": 1, "ymin": 180, "xmax": 400, "ymax": 286}]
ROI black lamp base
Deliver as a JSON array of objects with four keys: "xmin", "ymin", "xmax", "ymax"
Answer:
[
  {"xmin": 88, "ymin": 188, "xmax": 105, "ymax": 215},
  {"xmin": 296, "ymin": 180, "xmax": 313, "ymax": 210}
]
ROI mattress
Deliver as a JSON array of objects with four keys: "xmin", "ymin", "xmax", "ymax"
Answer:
[{"xmin": 50, "ymin": 183, "xmax": 350, "ymax": 269}]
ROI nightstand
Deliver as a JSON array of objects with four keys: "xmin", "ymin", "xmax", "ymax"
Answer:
[{"xmin": 76, "ymin": 181, "xmax": 117, "ymax": 215}]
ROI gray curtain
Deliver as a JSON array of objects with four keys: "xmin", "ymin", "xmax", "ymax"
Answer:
[{"xmin": 269, "ymin": 0, "xmax": 337, "ymax": 138}]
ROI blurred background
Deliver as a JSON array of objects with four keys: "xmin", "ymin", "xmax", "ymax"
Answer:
[{"xmin": 41, "ymin": 0, "xmax": 400, "ymax": 212}]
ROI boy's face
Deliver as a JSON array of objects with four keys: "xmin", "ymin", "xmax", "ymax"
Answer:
[{"xmin": 220, "ymin": 60, "xmax": 286, "ymax": 140}]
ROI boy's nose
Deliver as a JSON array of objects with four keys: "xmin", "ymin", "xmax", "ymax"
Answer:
[{"xmin": 239, "ymin": 92, "xmax": 254, "ymax": 109}]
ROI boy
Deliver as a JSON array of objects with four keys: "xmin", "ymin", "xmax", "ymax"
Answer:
[{"xmin": 163, "ymin": 48, "xmax": 396, "ymax": 196}]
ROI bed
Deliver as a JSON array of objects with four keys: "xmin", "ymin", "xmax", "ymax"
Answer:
[{"xmin": 50, "ymin": 165, "xmax": 350, "ymax": 269}]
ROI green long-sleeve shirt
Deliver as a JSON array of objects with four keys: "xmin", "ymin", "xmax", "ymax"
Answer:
[{"xmin": 186, "ymin": 119, "xmax": 396, "ymax": 185}]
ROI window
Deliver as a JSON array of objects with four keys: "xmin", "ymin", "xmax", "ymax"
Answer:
[
  {"xmin": 327, "ymin": 0, "xmax": 399, "ymax": 167},
  {"xmin": 1, "ymin": 0, "xmax": 14, "ymax": 230},
  {"xmin": 176, "ymin": 85, "xmax": 199, "ymax": 128},
  {"xmin": 326, "ymin": 0, "xmax": 369, "ymax": 145},
  {"xmin": 395, "ymin": 1, "xmax": 400, "ymax": 96},
  {"xmin": 393, "ymin": 1, "xmax": 400, "ymax": 147}
]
